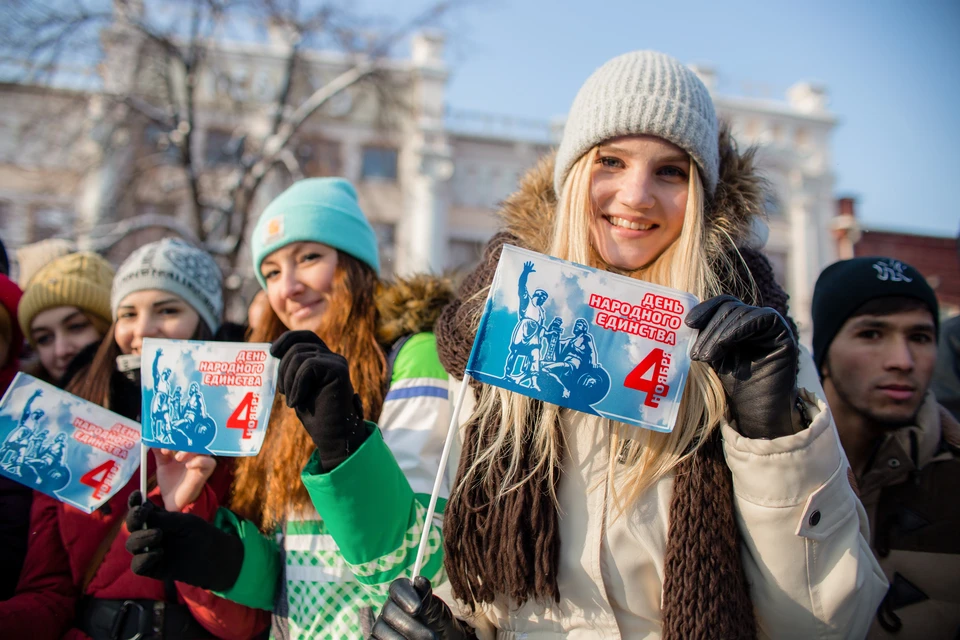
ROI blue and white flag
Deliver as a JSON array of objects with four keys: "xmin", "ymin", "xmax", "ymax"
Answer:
[
  {"xmin": 140, "ymin": 339, "xmax": 279, "ymax": 456},
  {"xmin": 466, "ymin": 245, "xmax": 699, "ymax": 433},
  {"xmin": 0, "ymin": 373, "xmax": 142, "ymax": 513}
]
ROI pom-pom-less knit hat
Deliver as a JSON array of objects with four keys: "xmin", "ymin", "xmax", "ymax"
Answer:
[
  {"xmin": 812, "ymin": 256, "xmax": 939, "ymax": 373},
  {"xmin": 251, "ymin": 177, "xmax": 380, "ymax": 289},
  {"xmin": 554, "ymin": 50, "xmax": 719, "ymax": 196},
  {"xmin": 112, "ymin": 238, "xmax": 223, "ymax": 333},
  {"xmin": 18, "ymin": 252, "xmax": 115, "ymax": 345}
]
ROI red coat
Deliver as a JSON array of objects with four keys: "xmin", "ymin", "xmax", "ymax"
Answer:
[{"xmin": 0, "ymin": 455, "xmax": 269, "ymax": 639}]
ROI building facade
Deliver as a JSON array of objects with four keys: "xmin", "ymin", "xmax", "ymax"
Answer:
[
  {"xmin": 833, "ymin": 198, "xmax": 959, "ymax": 317},
  {"xmin": 0, "ymin": 24, "xmax": 840, "ymax": 341}
]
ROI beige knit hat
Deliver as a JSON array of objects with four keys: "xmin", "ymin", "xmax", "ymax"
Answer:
[
  {"xmin": 18, "ymin": 252, "xmax": 115, "ymax": 344},
  {"xmin": 554, "ymin": 50, "xmax": 719, "ymax": 196}
]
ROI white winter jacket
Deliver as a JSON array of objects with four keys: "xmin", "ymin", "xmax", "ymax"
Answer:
[{"xmin": 442, "ymin": 348, "xmax": 888, "ymax": 639}]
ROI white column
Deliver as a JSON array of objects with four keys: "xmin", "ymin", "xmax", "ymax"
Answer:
[
  {"xmin": 77, "ymin": 107, "xmax": 134, "ymax": 239},
  {"xmin": 787, "ymin": 173, "xmax": 817, "ymax": 346},
  {"xmin": 401, "ymin": 148, "xmax": 453, "ymax": 274},
  {"xmin": 396, "ymin": 31, "xmax": 452, "ymax": 275}
]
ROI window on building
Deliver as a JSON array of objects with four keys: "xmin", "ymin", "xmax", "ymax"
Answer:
[
  {"xmin": 794, "ymin": 127, "xmax": 809, "ymax": 147},
  {"xmin": 448, "ymin": 238, "xmax": 485, "ymax": 272},
  {"xmin": 204, "ymin": 128, "xmax": 242, "ymax": 166},
  {"xmin": 144, "ymin": 124, "xmax": 180, "ymax": 162},
  {"xmin": 764, "ymin": 191, "xmax": 783, "ymax": 218},
  {"xmin": 765, "ymin": 250, "xmax": 789, "ymax": 291},
  {"xmin": 372, "ymin": 222, "xmax": 396, "ymax": 277},
  {"xmin": 361, "ymin": 146, "xmax": 398, "ymax": 181},
  {"xmin": 136, "ymin": 201, "xmax": 178, "ymax": 218},
  {"xmin": 296, "ymin": 138, "xmax": 342, "ymax": 177},
  {"xmin": 0, "ymin": 200, "xmax": 11, "ymax": 235},
  {"xmin": 30, "ymin": 206, "xmax": 72, "ymax": 242}
]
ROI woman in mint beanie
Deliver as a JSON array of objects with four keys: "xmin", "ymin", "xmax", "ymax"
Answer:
[{"xmin": 124, "ymin": 177, "xmax": 455, "ymax": 639}]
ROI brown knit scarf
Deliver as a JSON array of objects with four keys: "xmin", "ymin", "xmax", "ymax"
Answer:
[{"xmin": 436, "ymin": 234, "xmax": 796, "ymax": 639}]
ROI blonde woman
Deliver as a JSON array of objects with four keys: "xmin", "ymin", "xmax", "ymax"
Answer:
[{"xmin": 344, "ymin": 51, "xmax": 887, "ymax": 639}]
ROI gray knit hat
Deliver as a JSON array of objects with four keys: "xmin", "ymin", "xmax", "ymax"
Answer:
[
  {"xmin": 111, "ymin": 238, "xmax": 223, "ymax": 333},
  {"xmin": 554, "ymin": 50, "xmax": 719, "ymax": 196}
]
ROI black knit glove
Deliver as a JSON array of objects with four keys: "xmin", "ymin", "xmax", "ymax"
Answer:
[
  {"xmin": 271, "ymin": 330, "xmax": 368, "ymax": 472},
  {"xmin": 685, "ymin": 295, "xmax": 803, "ymax": 439},
  {"xmin": 371, "ymin": 576, "xmax": 477, "ymax": 640},
  {"xmin": 124, "ymin": 490, "xmax": 243, "ymax": 592}
]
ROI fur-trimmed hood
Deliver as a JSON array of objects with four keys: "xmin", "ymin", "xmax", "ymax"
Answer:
[
  {"xmin": 499, "ymin": 125, "xmax": 768, "ymax": 263},
  {"xmin": 376, "ymin": 273, "xmax": 455, "ymax": 346}
]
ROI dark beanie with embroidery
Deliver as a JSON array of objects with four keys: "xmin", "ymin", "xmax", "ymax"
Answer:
[{"xmin": 812, "ymin": 256, "xmax": 939, "ymax": 373}]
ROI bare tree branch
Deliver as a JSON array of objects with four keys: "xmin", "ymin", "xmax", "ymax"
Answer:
[
  {"xmin": 4, "ymin": 0, "xmax": 479, "ymax": 312},
  {"xmin": 123, "ymin": 95, "xmax": 174, "ymax": 127},
  {"xmin": 180, "ymin": 0, "xmax": 206, "ymax": 240},
  {"xmin": 223, "ymin": 59, "xmax": 376, "ymax": 255},
  {"xmin": 78, "ymin": 212, "xmax": 203, "ymax": 253}
]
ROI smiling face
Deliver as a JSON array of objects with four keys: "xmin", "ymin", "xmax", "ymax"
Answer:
[
  {"xmin": 30, "ymin": 306, "xmax": 105, "ymax": 381},
  {"xmin": 114, "ymin": 290, "xmax": 202, "ymax": 355},
  {"xmin": 260, "ymin": 241, "xmax": 339, "ymax": 331},
  {"xmin": 589, "ymin": 135, "xmax": 690, "ymax": 271},
  {"xmin": 822, "ymin": 306, "xmax": 937, "ymax": 431}
]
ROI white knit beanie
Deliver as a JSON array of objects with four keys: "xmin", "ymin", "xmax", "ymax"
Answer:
[
  {"xmin": 554, "ymin": 50, "xmax": 719, "ymax": 196},
  {"xmin": 111, "ymin": 238, "xmax": 223, "ymax": 333}
]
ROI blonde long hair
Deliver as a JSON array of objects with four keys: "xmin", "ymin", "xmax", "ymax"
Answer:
[{"xmin": 456, "ymin": 149, "xmax": 733, "ymax": 514}]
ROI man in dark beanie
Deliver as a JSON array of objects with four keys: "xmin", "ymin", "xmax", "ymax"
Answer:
[{"xmin": 812, "ymin": 256, "xmax": 959, "ymax": 639}]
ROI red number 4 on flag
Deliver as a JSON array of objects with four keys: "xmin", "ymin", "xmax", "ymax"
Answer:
[
  {"xmin": 624, "ymin": 348, "xmax": 671, "ymax": 408},
  {"xmin": 80, "ymin": 460, "xmax": 118, "ymax": 499},
  {"xmin": 226, "ymin": 392, "xmax": 259, "ymax": 439}
]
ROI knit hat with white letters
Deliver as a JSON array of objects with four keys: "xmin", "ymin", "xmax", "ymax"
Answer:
[{"xmin": 811, "ymin": 256, "xmax": 939, "ymax": 373}]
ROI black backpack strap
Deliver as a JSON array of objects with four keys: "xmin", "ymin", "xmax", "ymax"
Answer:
[{"xmin": 385, "ymin": 334, "xmax": 414, "ymax": 388}]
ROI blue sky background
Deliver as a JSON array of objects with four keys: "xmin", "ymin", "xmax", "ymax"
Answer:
[{"xmin": 369, "ymin": 0, "xmax": 959, "ymax": 236}]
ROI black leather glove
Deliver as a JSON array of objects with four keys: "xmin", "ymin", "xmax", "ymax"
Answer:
[
  {"xmin": 271, "ymin": 330, "xmax": 368, "ymax": 472},
  {"xmin": 125, "ymin": 490, "xmax": 243, "ymax": 592},
  {"xmin": 371, "ymin": 576, "xmax": 477, "ymax": 640},
  {"xmin": 685, "ymin": 295, "xmax": 803, "ymax": 439}
]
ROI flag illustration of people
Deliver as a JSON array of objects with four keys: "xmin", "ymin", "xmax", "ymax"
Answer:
[
  {"xmin": 0, "ymin": 388, "xmax": 70, "ymax": 490},
  {"xmin": 149, "ymin": 348, "xmax": 218, "ymax": 452},
  {"xmin": 139, "ymin": 338, "xmax": 278, "ymax": 456},
  {"xmin": 501, "ymin": 260, "xmax": 611, "ymax": 411}
]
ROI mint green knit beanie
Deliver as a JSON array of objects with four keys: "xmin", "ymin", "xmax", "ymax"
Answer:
[{"xmin": 251, "ymin": 178, "xmax": 380, "ymax": 289}]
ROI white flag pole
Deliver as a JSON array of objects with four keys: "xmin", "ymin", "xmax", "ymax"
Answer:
[
  {"xmin": 412, "ymin": 372, "xmax": 473, "ymax": 578},
  {"xmin": 140, "ymin": 443, "xmax": 148, "ymax": 499}
]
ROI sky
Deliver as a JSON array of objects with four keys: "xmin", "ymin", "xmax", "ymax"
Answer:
[{"xmin": 369, "ymin": 0, "xmax": 960, "ymax": 236}]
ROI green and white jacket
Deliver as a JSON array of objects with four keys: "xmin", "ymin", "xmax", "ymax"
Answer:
[{"xmin": 214, "ymin": 332, "xmax": 450, "ymax": 639}]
